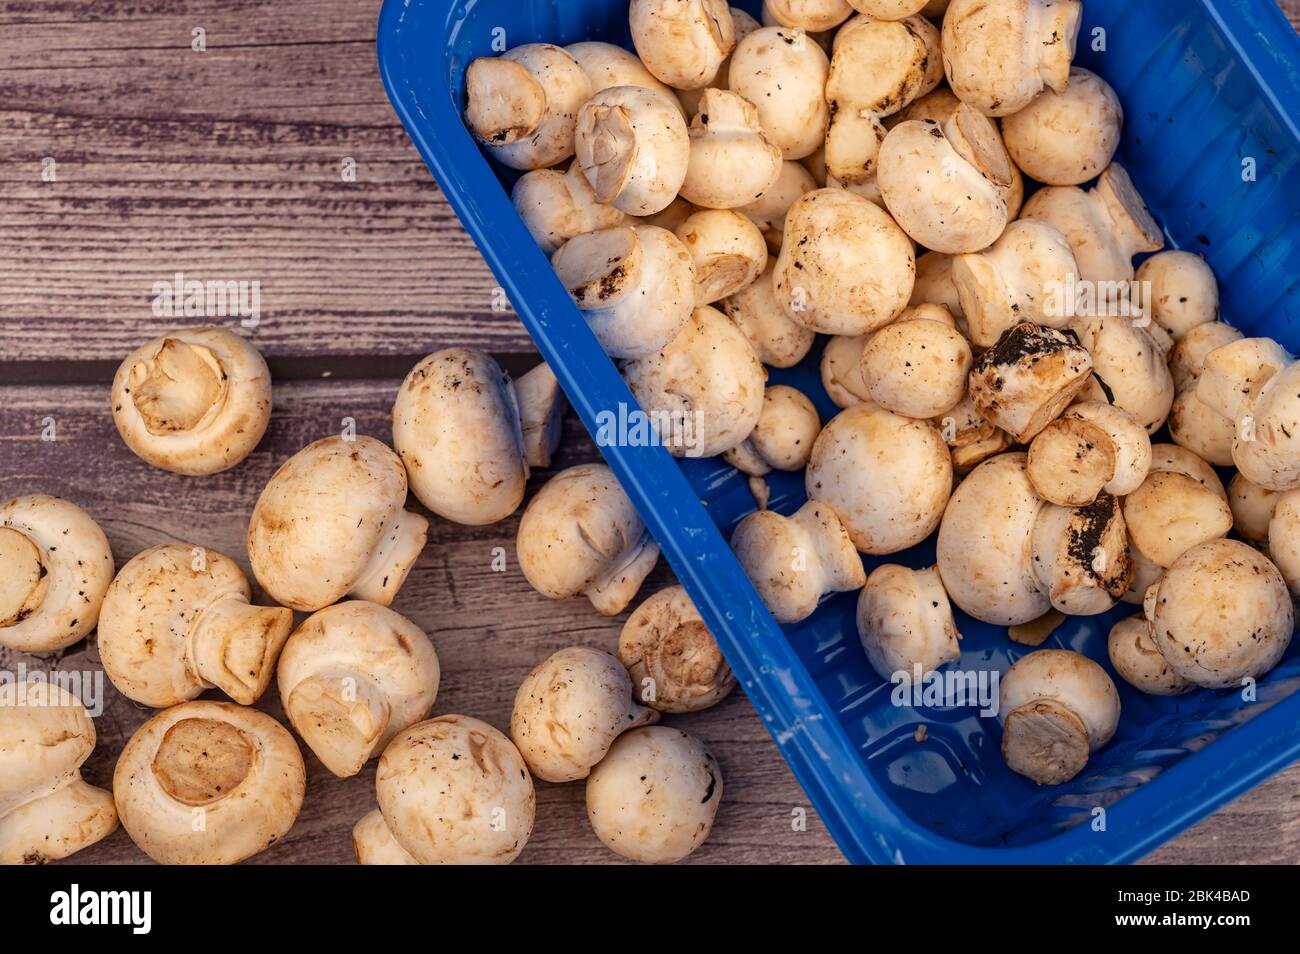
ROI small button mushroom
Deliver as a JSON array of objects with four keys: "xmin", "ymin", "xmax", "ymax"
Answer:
[
  {"xmin": 723, "ymin": 385, "xmax": 821, "ymax": 476},
  {"xmin": 623, "ymin": 305, "xmax": 767, "ymax": 458},
  {"xmin": 1146, "ymin": 539, "xmax": 1293, "ymax": 688},
  {"xmin": 619, "ymin": 585, "xmax": 737, "ymax": 713},
  {"xmin": 951, "ymin": 220, "xmax": 1080, "ymax": 348},
  {"xmin": 859, "ymin": 309, "xmax": 973, "ymax": 419},
  {"xmin": 765, "ymin": 0, "xmax": 854, "ymax": 30},
  {"xmin": 0, "ymin": 495, "xmax": 114, "ymax": 653},
  {"xmin": 1170, "ymin": 321, "xmax": 1243, "ymax": 392},
  {"xmin": 114, "ymin": 701, "xmax": 305, "ymax": 864},
  {"xmin": 552, "ymin": 224, "xmax": 696, "ymax": 359},
  {"xmin": 1029, "ymin": 494, "xmax": 1132, "ymax": 616},
  {"xmin": 465, "ymin": 44, "xmax": 592, "ymax": 170},
  {"xmin": 575, "ymin": 86, "xmax": 690, "ymax": 215},
  {"xmin": 968, "ymin": 322, "xmax": 1095, "ymax": 444},
  {"xmin": 1136, "ymin": 250, "xmax": 1220, "ymax": 341},
  {"xmin": 848, "ymin": 0, "xmax": 930, "ymax": 17},
  {"xmin": 392, "ymin": 349, "xmax": 546, "ymax": 525},
  {"xmin": 1020, "ymin": 163, "xmax": 1165, "ymax": 286},
  {"xmin": 941, "ymin": 0, "xmax": 1082, "ymax": 118},
  {"xmin": 276, "ymin": 601, "xmax": 440, "ymax": 778},
  {"xmin": 98, "ymin": 543, "xmax": 292, "ymax": 709},
  {"xmin": 937, "ymin": 452, "xmax": 1051, "ymax": 625},
  {"xmin": 730, "ymin": 501, "xmax": 866, "ymax": 624},
  {"xmin": 807, "ymin": 403, "xmax": 953, "ymax": 554},
  {"xmin": 729, "ymin": 27, "xmax": 830, "ymax": 160},
  {"xmin": 565, "ymin": 40, "xmax": 683, "ymax": 112},
  {"xmin": 1268, "ymin": 489, "xmax": 1300, "ymax": 597},
  {"xmin": 719, "ymin": 263, "xmax": 817, "ymax": 367},
  {"xmin": 111, "ymin": 326, "xmax": 272, "ymax": 476},
  {"xmin": 774, "ymin": 189, "xmax": 915, "ymax": 335},
  {"xmin": 1001, "ymin": 68, "xmax": 1122, "ymax": 186},
  {"xmin": 1122, "ymin": 469, "xmax": 1232, "ymax": 569},
  {"xmin": 878, "ymin": 106, "xmax": 1014, "ymax": 254},
  {"xmin": 821, "ymin": 333, "xmax": 873, "ymax": 408},
  {"xmin": 1199, "ymin": 344, "xmax": 1300, "ymax": 491},
  {"xmin": 630, "ymin": 0, "xmax": 736, "ymax": 90},
  {"xmin": 247, "ymin": 435, "xmax": 429, "ymax": 612},
  {"xmin": 517, "ymin": 464, "xmax": 660, "ymax": 616},
  {"xmin": 1026, "ymin": 401, "xmax": 1152, "ymax": 506},
  {"xmin": 1168, "ymin": 386, "xmax": 1235, "ymax": 467},
  {"xmin": 856, "ymin": 565, "xmax": 961, "ymax": 682},
  {"xmin": 372, "ymin": 715, "xmax": 535, "ymax": 865},
  {"xmin": 1107, "ymin": 616, "xmax": 1194, "ymax": 696},
  {"xmin": 997, "ymin": 649, "xmax": 1120, "ymax": 785},
  {"xmin": 511, "ymin": 162, "xmax": 625, "ymax": 256},
  {"xmin": 0, "ymin": 682, "xmax": 118, "ymax": 865},
  {"xmin": 1068, "ymin": 314, "xmax": 1175, "ymax": 434},
  {"xmin": 680, "ymin": 89, "xmax": 784, "ymax": 210},
  {"xmin": 674, "ymin": 208, "xmax": 769, "ymax": 304},
  {"xmin": 585, "ymin": 726, "xmax": 723, "ymax": 864},
  {"xmin": 911, "ymin": 250, "xmax": 965, "ymax": 320},
  {"xmin": 738, "ymin": 160, "xmax": 818, "ymax": 250},
  {"xmin": 351, "ymin": 808, "xmax": 417, "ymax": 865},
  {"xmin": 934, "ymin": 393, "xmax": 1014, "ymax": 475},
  {"xmin": 676, "ymin": 7, "xmax": 763, "ymax": 117},
  {"xmin": 1229, "ymin": 472, "xmax": 1280, "ymax": 548},
  {"xmin": 511, "ymin": 646, "xmax": 658, "ymax": 782}
]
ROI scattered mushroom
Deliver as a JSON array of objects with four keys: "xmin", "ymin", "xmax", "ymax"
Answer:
[
  {"xmin": 968, "ymin": 322, "xmax": 1094, "ymax": 444},
  {"xmin": 680, "ymin": 89, "xmax": 784, "ymax": 210},
  {"xmin": 1107, "ymin": 616, "xmax": 1193, "ymax": 696},
  {"xmin": 729, "ymin": 26, "xmax": 831, "ymax": 160},
  {"xmin": 1168, "ymin": 385, "xmax": 1235, "ymax": 467},
  {"xmin": 1267, "ymin": 489, "xmax": 1300, "ymax": 597},
  {"xmin": 111, "ymin": 326, "xmax": 272, "ymax": 476},
  {"xmin": 859, "ymin": 306, "xmax": 973, "ymax": 419},
  {"xmin": 997, "ymin": 649, "xmax": 1119, "ymax": 785},
  {"xmin": 276, "ymin": 601, "xmax": 440, "ymax": 778},
  {"xmin": 511, "ymin": 646, "xmax": 658, "ymax": 782},
  {"xmin": 585, "ymin": 726, "xmax": 722, "ymax": 863},
  {"xmin": 676, "ymin": 7, "xmax": 763, "ymax": 117},
  {"xmin": 723, "ymin": 385, "xmax": 821, "ymax": 476},
  {"xmin": 619, "ymin": 585, "xmax": 736, "ymax": 713},
  {"xmin": 351, "ymin": 808, "xmax": 417, "ymax": 865},
  {"xmin": 511, "ymin": 162, "xmax": 625, "ymax": 255},
  {"xmin": 0, "ymin": 681, "xmax": 118, "ymax": 865},
  {"xmin": 575, "ymin": 85, "xmax": 690, "ymax": 215},
  {"xmin": 114, "ymin": 701, "xmax": 305, "ymax": 864},
  {"xmin": 0, "ymin": 495, "xmax": 114, "ymax": 653},
  {"xmin": 674, "ymin": 208, "xmax": 769, "ymax": 304},
  {"xmin": 247, "ymin": 435, "xmax": 429, "ymax": 612},
  {"xmin": 856, "ymin": 564, "xmax": 961, "ymax": 681},
  {"xmin": 516, "ymin": 464, "xmax": 660, "ymax": 616},
  {"xmin": 1001, "ymin": 67, "xmax": 1122, "ymax": 186},
  {"xmin": 630, "ymin": 0, "xmax": 736, "ymax": 90},
  {"xmin": 719, "ymin": 263, "xmax": 817, "ymax": 367},
  {"xmin": 97, "ymin": 543, "xmax": 293, "ymax": 708},
  {"xmin": 1025, "ymin": 400, "xmax": 1152, "ymax": 506}
]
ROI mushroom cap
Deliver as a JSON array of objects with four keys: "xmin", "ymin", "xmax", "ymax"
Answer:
[
  {"xmin": 1195, "ymin": 335, "xmax": 1292, "ymax": 424},
  {"xmin": 674, "ymin": 208, "xmax": 769, "ymax": 304},
  {"xmin": 937, "ymin": 452, "xmax": 1052, "ymax": 625},
  {"xmin": 676, "ymin": 6, "xmax": 764, "ymax": 117},
  {"xmin": 111, "ymin": 326, "xmax": 272, "ymax": 476},
  {"xmin": 847, "ymin": 0, "xmax": 931, "ymax": 20},
  {"xmin": 1170, "ymin": 321, "xmax": 1243, "ymax": 392},
  {"xmin": 774, "ymin": 188, "xmax": 915, "ymax": 335},
  {"xmin": 1030, "ymin": 495, "xmax": 1132, "ymax": 616},
  {"xmin": 575, "ymin": 85, "xmax": 690, "ymax": 215},
  {"xmin": 623, "ymin": 305, "xmax": 766, "ymax": 458},
  {"xmin": 680, "ymin": 89, "xmax": 784, "ymax": 210},
  {"xmin": 729, "ymin": 27, "xmax": 831, "ymax": 160},
  {"xmin": 376, "ymin": 715, "xmax": 535, "ymax": 865},
  {"xmin": 1149, "ymin": 442, "xmax": 1228, "ymax": 498},
  {"xmin": 469, "ymin": 44, "xmax": 592, "ymax": 170},
  {"xmin": 277, "ymin": 600, "xmax": 440, "ymax": 778},
  {"xmin": 1229, "ymin": 472, "xmax": 1280, "ymax": 547},
  {"xmin": 0, "ymin": 495, "xmax": 114, "ymax": 653},
  {"xmin": 1107, "ymin": 616, "xmax": 1194, "ymax": 696},
  {"xmin": 1268, "ymin": 489, "xmax": 1300, "ymax": 596},
  {"xmin": 726, "ymin": 384, "xmax": 821, "ymax": 474},
  {"xmin": 1122, "ymin": 470, "xmax": 1232, "ymax": 568},
  {"xmin": 392, "ymin": 349, "xmax": 528, "ymax": 526},
  {"xmin": 1147, "ymin": 539, "xmax": 1293, "ymax": 688},
  {"xmin": 1001, "ymin": 67, "xmax": 1122, "ymax": 186},
  {"xmin": 511, "ymin": 163, "xmax": 626, "ymax": 256},
  {"xmin": 565, "ymin": 40, "xmax": 682, "ymax": 107},
  {"xmin": 113, "ymin": 701, "xmax": 305, "ymax": 864},
  {"xmin": 511, "ymin": 646, "xmax": 658, "ymax": 782},
  {"xmin": 719, "ymin": 263, "xmax": 816, "ymax": 368},
  {"xmin": 1229, "ymin": 360, "xmax": 1300, "ymax": 492},
  {"xmin": 351, "ymin": 808, "xmax": 418, "ymax": 865},
  {"xmin": 585, "ymin": 726, "xmax": 722, "ymax": 864},
  {"xmin": 737, "ymin": 160, "xmax": 818, "ymax": 247},
  {"xmin": 619, "ymin": 585, "xmax": 736, "ymax": 713},
  {"xmin": 630, "ymin": 0, "xmax": 736, "ymax": 90},
  {"xmin": 820, "ymin": 333, "xmax": 873, "ymax": 408},
  {"xmin": 1168, "ymin": 388, "xmax": 1235, "ymax": 467},
  {"xmin": 1069, "ymin": 315, "xmax": 1176, "ymax": 434},
  {"xmin": 807, "ymin": 403, "xmax": 953, "ymax": 554},
  {"xmin": 248, "ymin": 435, "xmax": 425, "ymax": 612},
  {"xmin": 766, "ymin": 0, "xmax": 854, "ymax": 30},
  {"xmin": 1136, "ymin": 251, "xmax": 1219, "ymax": 341},
  {"xmin": 968, "ymin": 322, "xmax": 1094, "ymax": 443},
  {"xmin": 860, "ymin": 317, "xmax": 973, "ymax": 419},
  {"xmin": 856, "ymin": 564, "xmax": 961, "ymax": 681},
  {"xmin": 910, "ymin": 250, "xmax": 964, "ymax": 319}
]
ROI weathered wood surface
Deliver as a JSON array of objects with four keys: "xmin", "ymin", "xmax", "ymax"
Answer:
[{"xmin": 0, "ymin": 0, "xmax": 1299, "ymax": 866}]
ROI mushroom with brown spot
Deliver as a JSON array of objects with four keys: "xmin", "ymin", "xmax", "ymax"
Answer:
[
  {"xmin": 619, "ymin": 585, "xmax": 736, "ymax": 713},
  {"xmin": 967, "ymin": 322, "xmax": 1094, "ymax": 444}
]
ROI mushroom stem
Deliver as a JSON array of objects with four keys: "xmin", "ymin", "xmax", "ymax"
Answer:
[
  {"xmin": 0, "ymin": 776, "xmax": 118, "ymax": 865},
  {"xmin": 585, "ymin": 532, "xmax": 661, "ymax": 616},
  {"xmin": 350, "ymin": 508, "xmax": 429, "ymax": 606},
  {"xmin": 513, "ymin": 363, "xmax": 566, "ymax": 470},
  {"xmin": 1028, "ymin": 0, "xmax": 1081, "ymax": 94},
  {"xmin": 189, "ymin": 596, "xmax": 294, "ymax": 706},
  {"xmin": 352, "ymin": 809, "xmax": 418, "ymax": 865},
  {"xmin": 285, "ymin": 671, "xmax": 392, "ymax": 778}
]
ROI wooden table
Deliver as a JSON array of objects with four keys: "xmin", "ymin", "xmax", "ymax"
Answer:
[{"xmin": 2, "ymin": 0, "xmax": 1298, "ymax": 866}]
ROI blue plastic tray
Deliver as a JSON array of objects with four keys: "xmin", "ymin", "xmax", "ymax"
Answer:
[{"xmin": 378, "ymin": 0, "xmax": 1300, "ymax": 863}]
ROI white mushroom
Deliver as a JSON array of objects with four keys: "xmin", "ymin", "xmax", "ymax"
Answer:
[
  {"xmin": 114, "ymin": 701, "xmax": 305, "ymax": 864},
  {"xmin": 619, "ymin": 585, "xmax": 736, "ymax": 713},
  {"xmin": 0, "ymin": 495, "xmax": 114, "ymax": 653},
  {"xmin": 1149, "ymin": 442, "xmax": 1228, "ymax": 497},
  {"xmin": 729, "ymin": 27, "xmax": 831, "ymax": 160},
  {"xmin": 552, "ymin": 224, "xmax": 696, "ymax": 359},
  {"xmin": 511, "ymin": 646, "xmax": 658, "ymax": 782},
  {"xmin": 1145, "ymin": 539, "xmax": 1293, "ymax": 688},
  {"xmin": 737, "ymin": 160, "xmax": 818, "ymax": 249},
  {"xmin": 1198, "ymin": 341, "xmax": 1300, "ymax": 491},
  {"xmin": 0, "ymin": 681, "xmax": 118, "ymax": 865},
  {"xmin": 575, "ymin": 86, "xmax": 690, "ymax": 215},
  {"xmin": 371, "ymin": 715, "xmax": 535, "ymax": 864},
  {"xmin": 859, "ymin": 308, "xmax": 973, "ymax": 419},
  {"xmin": 1170, "ymin": 321, "xmax": 1243, "ymax": 392},
  {"xmin": 1267, "ymin": 489, "xmax": 1300, "ymax": 597},
  {"xmin": 247, "ymin": 435, "xmax": 429, "ymax": 612},
  {"xmin": 847, "ymin": 0, "xmax": 929, "ymax": 17},
  {"xmin": 111, "ymin": 326, "xmax": 272, "ymax": 476},
  {"xmin": 465, "ymin": 44, "xmax": 592, "ymax": 170},
  {"xmin": 1068, "ymin": 313, "xmax": 1175, "ymax": 434},
  {"xmin": 674, "ymin": 208, "xmax": 769, "ymax": 304},
  {"xmin": 730, "ymin": 501, "xmax": 866, "ymax": 624},
  {"xmin": 968, "ymin": 322, "xmax": 1094, "ymax": 444},
  {"xmin": 514, "ymin": 362, "xmax": 567, "ymax": 470},
  {"xmin": 1029, "ymin": 494, "xmax": 1132, "ymax": 616},
  {"xmin": 934, "ymin": 393, "xmax": 1014, "ymax": 474},
  {"xmin": 856, "ymin": 565, "xmax": 961, "ymax": 681},
  {"xmin": 1001, "ymin": 67, "xmax": 1122, "ymax": 186},
  {"xmin": 622, "ymin": 305, "xmax": 767, "ymax": 458},
  {"xmin": 1107, "ymin": 616, "xmax": 1193, "ymax": 696},
  {"xmin": 97, "ymin": 543, "xmax": 293, "ymax": 708},
  {"xmin": 820, "ymin": 333, "xmax": 873, "ymax": 408},
  {"xmin": 1026, "ymin": 400, "xmax": 1151, "ymax": 506},
  {"xmin": 1228, "ymin": 472, "xmax": 1279, "ymax": 547},
  {"xmin": 676, "ymin": 7, "xmax": 763, "ymax": 117},
  {"xmin": 1135, "ymin": 250, "xmax": 1219, "ymax": 341},
  {"xmin": 719, "ymin": 263, "xmax": 817, "ymax": 367},
  {"xmin": 807, "ymin": 403, "xmax": 953, "ymax": 554},
  {"xmin": 351, "ymin": 808, "xmax": 417, "ymax": 865},
  {"xmin": 941, "ymin": 0, "xmax": 1083, "ymax": 117},
  {"xmin": 565, "ymin": 40, "xmax": 682, "ymax": 109},
  {"xmin": 911, "ymin": 250, "xmax": 965, "ymax": 320},
  {"xmin": 680, "ymin": 89, "xmax": 784, "ymax": 210},
  {"xmin": 276, "ymin": 601, "xmax": 440, "ymax": 778},
  {"xmin": 630, "ymin": 0, "xmax": 736, "ymax": 90},
  {"xmin": 997, "ymin": 649, "xmax": 1120, "ymax": 785},
  {"xmin": 764, "ymin": 0, "xmax": 854, "ymax": 30},
  {"xmin": 1121, "ymin": 469, "xmax": 1232, "ymax": 569},
  {"xmin": 516, "ymin": 464, "xmax": 660, "ymax": 616},
  {"xmin": 723, "ymin": 385, "xmax": 821, "ymax": 476},
  {"xmin": 1168, "ymin": 386, "xmax": 1235, "ymax": 467},
  {"xmin": 585, "ymin": 726, "xmax": 722, "ymax": 863},
  {"xmin": 511, "ymin": 162, "xmax": 626, "ymax": 255}
]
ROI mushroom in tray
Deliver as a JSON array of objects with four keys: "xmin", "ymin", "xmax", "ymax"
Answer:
[
  {"xmin": 574, "ymin": 85, "xmax": 690, "ymax": 215},
  {"xmin": 729, "ymin": 26, "xmax": 830, "ymax": 161},
  {"xmin": 856, "ymin": 565, "xmax": 961, "ymax": 682},
  {"xmin": 630, "ymin": 0, "xmax": 737, "ymax": 91},
  {"xmin": 967, "ymin": 322, "xmax": 1094, "ymax": 444}
]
